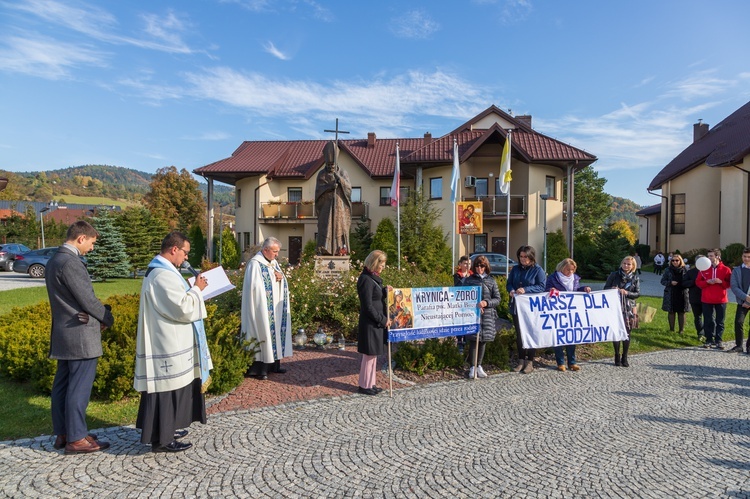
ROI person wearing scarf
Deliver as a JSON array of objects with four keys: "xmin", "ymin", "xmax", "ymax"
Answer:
[
  {"xmin": 356, "ymin": 250, "xmax": 392, "ymax": 395},
  {"xmin": 507, "ymin": 245, "xmax": 547, "ymax": 374},
  {"xmin": 241, "ymin": 237, "xmax": 292, "ymax": 380},
  {"xmin": 462, "ymin": 255, "xmax": 501, "ymax": 378},
  {"xmin": 661, "ymin": 254, "xmax": 689, "ymax": 335},
  {"xmin": 135, "ymin": 231, "xmax": 211, "ymax": 453},
  {"xmin": 605, "ymin": 256, "xmax": 641, "ymax": 367},
  {"xmin": 545, "ymin": 258, "xmax": 591, "ymax": 372}
]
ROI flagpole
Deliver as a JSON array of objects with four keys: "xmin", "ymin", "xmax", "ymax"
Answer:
[
  {"xmin": 452, "ymin": 139, "xmax": 456, "ymax": 270},
  {"xmin": 394, "ymin": 143, "xmax": 401, "ymax": 269},
  {"xmin": 503, "ymin": 131, "xmax": 512, "ymax": 278}
]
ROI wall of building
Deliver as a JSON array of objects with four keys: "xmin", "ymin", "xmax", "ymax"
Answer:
[
  {"xmin": 661, "ymin": 164, "xmax": 721, "ymax": 252},
  {"xmin": 719, "ymin": 160, "xmax": 750, "ymax": 248}
]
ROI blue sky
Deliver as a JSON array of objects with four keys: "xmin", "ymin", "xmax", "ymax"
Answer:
[{"xmin": 1, "ymin": 0, "xmax": 749, "ymax": 206}]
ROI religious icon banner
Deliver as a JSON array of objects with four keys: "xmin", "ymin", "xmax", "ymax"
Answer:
[
  {"xmin": 514, "ymin": 289, "xmax": 629, "ymax": 349},
  {"xmin": 387, "ymin": 286, "xmax": 481, "ymax": 343},
  {"xmin": 457, "ymin": 201, "xmax": 483, "ymax": 235}
]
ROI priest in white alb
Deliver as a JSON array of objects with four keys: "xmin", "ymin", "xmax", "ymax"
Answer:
[
  {"xmin": 134, "ymin": 231, "xmax": 212, "ymax": 453},
  {"xmin": 241, "ymin": 236, "xmax": 293, "ymax": 380}
]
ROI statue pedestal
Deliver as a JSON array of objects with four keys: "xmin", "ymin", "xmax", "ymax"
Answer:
[{"xmin": 314, "ymin": 256, "xmax": 351, "ymax": 279}]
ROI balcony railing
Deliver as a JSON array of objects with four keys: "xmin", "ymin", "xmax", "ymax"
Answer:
[
  {"xmin": 259, "ymin": 201, "xmax": 369, "ymax": 220},
  {"xmin": 464, "ymin": 195, "xmax": 527, "ymax": 216}
]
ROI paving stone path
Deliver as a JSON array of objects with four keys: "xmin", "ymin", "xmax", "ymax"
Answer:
[{"xmin": 2, "ymin": 345, "xmax": 749, "ymax": 498}]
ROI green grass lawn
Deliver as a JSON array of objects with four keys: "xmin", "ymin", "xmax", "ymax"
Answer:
[
  {"xmin": 0, "ymin": 278, "xmax": 142, "ymax": 316},
  {"xmin": 54, "ymin": 194, "xmax": 137, "ymax": 208}
]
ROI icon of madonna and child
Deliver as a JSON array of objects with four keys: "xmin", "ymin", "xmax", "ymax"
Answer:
[{"xmin": 388, "ymin": 289, "xmax": 413, "ymax": 330}]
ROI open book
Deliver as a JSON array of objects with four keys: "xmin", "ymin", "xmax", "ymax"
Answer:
[{"xmin": 188, "ymin": 265, "xmax": 236, "ymax": 300}]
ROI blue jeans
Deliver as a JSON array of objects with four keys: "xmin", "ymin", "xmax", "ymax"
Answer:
[
  {"xmin": 702, "ymin": 303, "xmax": 727, "ymax": 344},
  {"xmin": 554, "ymin": 345, "xmax": 577, "ymax": 366}
]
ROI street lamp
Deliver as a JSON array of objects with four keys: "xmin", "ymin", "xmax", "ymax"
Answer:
[
  {"xmin": 40, "ymin": 207, "xmax": 50, "ymax": 248},
  {"xmin": 539, "ymin": 194, "xmax": 550, "ymax": 272}
]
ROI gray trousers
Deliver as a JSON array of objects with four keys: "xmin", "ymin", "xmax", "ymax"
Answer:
[{"xmin": 51, "ymin": 358, "xmax": 98, "ymax": 442}]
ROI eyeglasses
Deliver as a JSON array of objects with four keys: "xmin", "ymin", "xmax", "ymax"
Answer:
[
  {"xmin": 672, "ymin": 259, "xmax": 680, "ymax": 262},
  {"xmin": 177, "ymin": 247, "xmax": 190, "ymax": 257},
  {"xmin": 476, "ymin": 264, "xmax": 486, "ymax": 268}
]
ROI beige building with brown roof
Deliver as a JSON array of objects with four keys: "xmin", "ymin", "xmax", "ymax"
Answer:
[
  {"xmin": 643, "ymin": 100, "xmax": 750, "ymax": 254},
  {"xmin": 195, "ymin": 106, "xmax": 596, "ymax": 266}
]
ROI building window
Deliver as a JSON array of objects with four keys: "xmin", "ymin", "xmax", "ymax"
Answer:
[
  {"xmin": 236, "ymin": 188, "xmax": 241, "ymax": 208},
  {"xmin": 244, "ymin": 232, "xmax": 251, "ymax": 248},
  {"xmin": 474, "ymin": 234, "xmax": 487, "ymax": 253},
  {"xmin": 430, "ymin": 177, "xmax": 443, "ymax": 199},
  {"xmin": 671, "ymin": 193, "xmax": 685, "ymax": 234},
  {"xmin": 475, "ymin": 178, "xmax": 488, "ymax": 197},
  {"xmin": 545, "ymin": 176, "xmax": 556, "ymax": 199},
  {"xmin": 351, "ymin": 187, "xmax": 362, "ymax": 203},
  {"xmin": 380, "ymin": 187, "xmax": 391, "ymax": 206},
  {"xmin": 288, "ymin": 187, "xmax": 302, "ymax": 202},
  {"xmin": 399, "ymin": 186, "xmax": 410, "ymax": 204}
]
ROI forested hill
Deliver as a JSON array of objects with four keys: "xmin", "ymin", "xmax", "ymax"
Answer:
[
  {"xmin": 0, "ymin": 165, "xmax": 233, "ymax": 206},
  {"xmin": 607, "ymin": 196, "xmax": 643, "ymax": 225}
]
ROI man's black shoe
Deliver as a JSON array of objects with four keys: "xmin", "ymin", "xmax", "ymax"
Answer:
[
  {"xmin": 357, "ymin": 387, "xmax": 377, "ymax": 396},
  {"xmin": 174, "ymin": 429, "xmax": 189, "ymax": 440},
  {"xmin": 274, "ymin": 367, "xmax": 288, "ymax": 374},
  {"xmin": 730, "ymin": 345, "xmax": 743, "ymax": 352},
  {"xmin": 152, "ymin": 441, "xmax": 192, "ymax": 453},
  {"xmin": 372, "ymin": 386, "xmax": 383, "ymax": 394}
]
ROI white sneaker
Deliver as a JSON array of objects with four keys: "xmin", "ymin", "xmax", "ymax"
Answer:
[
  {"xmin": 477, "ymin": 365, "xmax": 488, "ymax": 378},
  {"xmin": 468, "ymin": 366, "xmax": 475, "ymax": 378}
]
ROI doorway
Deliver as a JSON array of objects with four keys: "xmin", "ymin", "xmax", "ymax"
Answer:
[{"xmin": 289, "ymin": 236, "xmax": 302, "ymax": 265}]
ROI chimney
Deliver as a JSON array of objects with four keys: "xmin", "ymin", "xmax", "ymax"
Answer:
[
  {"xmin": 516, "ymin": 115, "xmax": 532, "ymax": 128},
  {"xmin": 423, "ymin": 132, "xmax": 432, "ymax": 146},
  {"xmin": 693, "ymin": 120, "xmax": 709, "ymax": 143},
  {"xmin": 367, "ymin": 132, "xmax": 376, "ymax": 148}
]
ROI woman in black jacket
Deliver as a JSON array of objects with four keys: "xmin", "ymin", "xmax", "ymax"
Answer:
[
  {"xmin": 605, "ymin": 256, "xmax": 640, "ymax": 367},
  {"xmin": 356, "ymin": 250, "xmax": 392, "ymax": 395},
  {"xmin": 661, "ymin": 254, "xmax": 690, "ymax": 334},
  {"xmin": 462, "ymin": 255, "xmax": 501, "ymax": 379}
]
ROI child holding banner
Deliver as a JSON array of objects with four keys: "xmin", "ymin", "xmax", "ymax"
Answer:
[
  {"xmin": 605, "ymin": 256, "xmax": 641, "ymax": 367},
  {"xmin": 507, "ymin": 245, "xmax": 547, "ymax": 374},
  {"xmin": 545, "ymin": 258, "xmax": 591, "ymax": 372},
  {"xmin": 462, "ymin": 255, "xmax": 501, "ymax": 378}
]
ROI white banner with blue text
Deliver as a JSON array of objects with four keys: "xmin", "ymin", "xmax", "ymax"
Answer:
[
  {"xmin": 387, "ymin": 286, "xmax": 481, "ymax": 343},
  {"xmin": 515, "ymin": 289, "xmax": 629, "ymax": 349}
]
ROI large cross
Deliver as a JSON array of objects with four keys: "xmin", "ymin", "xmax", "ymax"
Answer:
[
  {"xmin": 160, "ymin": 360, "xmax": 173, "ymax": 373},
  {"xmin": 324, "ymin": 118, "xmax": 349, "ymax": 143}
]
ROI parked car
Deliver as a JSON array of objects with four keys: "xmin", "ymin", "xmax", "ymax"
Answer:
[
  {"xmin": 0, "ymin": 243, "xmax": 32, "ymax": 271},
  {"xmin": 469, "ymin": 252, "xmax": 516, "ymax": 276},
  {"xmin": 12, "ymin": 247, "xmax": 83, "ymax": 278}
]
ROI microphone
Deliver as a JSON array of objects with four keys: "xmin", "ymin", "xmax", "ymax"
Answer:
[{"xmin": 181, "ymin": 261, "xmax": 200, "ymax": 278}]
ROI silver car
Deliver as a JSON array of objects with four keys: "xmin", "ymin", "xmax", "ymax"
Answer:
[{"xmin": 0, "ymin": 243, "xmax": 31, "ymax": 271}]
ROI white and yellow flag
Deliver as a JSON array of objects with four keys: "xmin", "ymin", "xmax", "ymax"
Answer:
[{"xmin": 499, "ymin": 132, "xmax": 512, "ymax": 194}]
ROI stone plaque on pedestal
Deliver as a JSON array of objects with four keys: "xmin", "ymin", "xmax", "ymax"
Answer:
[{"xmin": 315, "ymin": 256, "xmax": 351, "ymax": 279}]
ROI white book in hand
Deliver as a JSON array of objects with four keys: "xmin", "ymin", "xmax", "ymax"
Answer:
[{"xmin": 188, "ymin": 265, "xmax": 236, "ymax": 300}]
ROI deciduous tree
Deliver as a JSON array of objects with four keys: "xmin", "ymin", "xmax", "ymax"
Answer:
[{"xmin": 144, "ymin": 166, "xmax": 206, "ymax": 232}]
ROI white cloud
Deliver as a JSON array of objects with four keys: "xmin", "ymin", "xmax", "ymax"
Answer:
[
  {"xmin": 8, "ymin": 0, "xmax": 198, "ymax": 54},
  {"xmin": 0, "ymin": 34, "xmax": 107, "ymax": 79},
  {"xmin": 181, "ymin": 131, "xmax": 232, "ymax": 141},
  {"xmin": 263, "ymin": 41, "xmax": 290, "ymax": 61},
  {"xmin": 181, "ymin": 67, "xmax": 487, "ymax": 135},
  {"xmin": 390, "ymin": 10, "xmax": 441, "ymax": 39},
  {"xmin": 664, "ymin": 70, "xmax": 737, "ymax": 101}
]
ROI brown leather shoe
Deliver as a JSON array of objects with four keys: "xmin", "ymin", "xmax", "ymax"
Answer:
[
  {"xmin": 64, "ymin": 437, "xmax": 110, "ymax": 455},
  {"xmin": 53, "ymin": 433, "xmax": 98, "ymax": 450}
]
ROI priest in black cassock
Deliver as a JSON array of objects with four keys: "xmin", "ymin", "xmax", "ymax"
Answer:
[{"xmin": 134, "ymin": 231, "xmax": 212, "ymax": 453}]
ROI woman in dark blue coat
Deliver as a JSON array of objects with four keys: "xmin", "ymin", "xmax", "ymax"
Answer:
[
  {"xmin": 462, "ymin": 255, "xmax": 501, "ymax": 379},
  {"xmin": 545, "ymin": 258, "xmax": 591, "ymax": 371},
  {"xmin": 507, "ymin": 245, "xmax": 546, "ymax": 374},
  {"xmin": 356, "ymin": 250, "xmax": 392, "ymax": 395}
]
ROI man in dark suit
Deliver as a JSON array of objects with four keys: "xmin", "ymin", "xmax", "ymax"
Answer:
[{"xmin": 46, "ymin": 221, "xmax": 114, "ymax": 454}]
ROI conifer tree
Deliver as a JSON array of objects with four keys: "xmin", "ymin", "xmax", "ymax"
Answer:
[
  {"xmin": 371, "ymin": 217, "xmax": 398, "ymax": 265},
  {"xmin": 88, "ymin": 209, "xmax": 131, "ymax": 280},
  {"xmin": 115, "ymin": 206, "xmax": 167, "ymax": 275},
  {"xmin": 217, "ymin": 226, "xmax": 240, "ymax": 269},
  {"xmin": 188, "ymin": 225, "xmax": 206, "ymax": 268}
]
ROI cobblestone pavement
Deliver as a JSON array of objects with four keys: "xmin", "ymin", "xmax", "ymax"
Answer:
[{"xmin": 2, "ymin": 345, "xmax": 750, "ymax": 498}]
